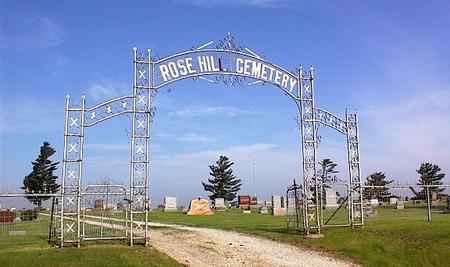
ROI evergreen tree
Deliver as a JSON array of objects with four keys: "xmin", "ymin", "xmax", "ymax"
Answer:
[
  {"xmin": 417, "ymin": 162, "xmax": 445, "ymax": 199},
  {"xmin": 363, "ymin": 172, "xmax": 393, "ymax": 201},
  {"xmin": 202, "ymin": 155, "xmax": 241, "ymax": 202},
  {"xmin": 22, "ymin": 142, "xmax": 60, "ymax": 209},
  {"xmin": 317, "ymin": 159, "xmax": 339, "ymax": 205}
]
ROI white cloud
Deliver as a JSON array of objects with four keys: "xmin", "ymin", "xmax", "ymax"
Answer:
[
  {"xmin": 360, "ymin": 89, "xmax": 450, "ymax": 183},
  {"xmin": 84, "ymin": 81, "xmax": 129, "ymax": 102},
  {"xmin": 169, "ymin": 105, "xmax": 259, "ymax": 118},
  {"xmin": 81, "ymin": 142, "xmax": 299, "ymax": 204}
]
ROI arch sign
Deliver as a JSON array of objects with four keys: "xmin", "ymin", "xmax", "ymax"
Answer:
[
  {"xmin": 60, "ymin": 33, "xmax": 363, "ymax": 247},
  {"xmin": 156, "ymin": 49, "xmax": 298, "ymax": 96}
]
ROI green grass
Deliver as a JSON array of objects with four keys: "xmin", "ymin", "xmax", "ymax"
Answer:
[
  {"xmin": 0, "ymin": 216, "xmax": 182, "ymax": 267},
  {"xmin": 0, "ymin": 244, "xmax": 182, "ymax": 267},
  {"xmin": 2, "ymin": 208, "xmax": 448, "ymax": 266},
  {"xmin": 149, "ymin": 208, "xmax": 450, "ymax": 267}
]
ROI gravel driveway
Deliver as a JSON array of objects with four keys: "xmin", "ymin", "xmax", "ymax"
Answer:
[{"xmin": 149, "ymin": 222, "xmax": 357, "ymax": 267}]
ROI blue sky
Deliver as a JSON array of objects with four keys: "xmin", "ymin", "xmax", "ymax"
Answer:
[{"xmin": 1, "ymin": 0, "xmax": 450, "ymax": 206}]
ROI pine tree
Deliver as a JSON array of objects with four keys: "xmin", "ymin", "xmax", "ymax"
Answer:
[
  {"xmin": 417, "ymin": 162, "xmax": 445, "ymax": 199},
  {"xmin": 22, "ymin": 142, "xmax": 60, "ymax": 209},
  {"xmin": 202, "ymin": 155, "xmax": 242, "ymax": 202},
  {"xmin": 363, "ymin": 172, "xmax": 393, "ymax": 201},
  {"xmin": 316, "ymin": 159, "xmax": 338, "ymax": 205}
]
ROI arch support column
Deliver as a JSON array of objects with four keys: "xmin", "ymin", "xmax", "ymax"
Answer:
[
  {"xmin": 129, "ymin": 48, "xmax": 152, "ymax": 246},
  {"xmin": 60, "ymin": 96, "xmax": 85, "ymax": 247},
  {"xmin": 299, "ymin": 66, "xmax": 320, "ymax": 234},
  {"xmin": 346, "ymin": 111, "xmax": 363, "ymax": 226}
]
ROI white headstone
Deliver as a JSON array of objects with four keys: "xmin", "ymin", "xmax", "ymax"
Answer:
[
  {"xmin": 369, "ymin": 199, "xmax": 379, "ymax": 206},
  {"xmin": 272, "ymin": 195, "xmax": 282, "ymax": 208},
  {"xmin": 164, "ymin": 196, "xmax": 177, "ymax": 212},
  {"xmin": 272, "ymin": 195, "xmax": 286, "ymax": 216},
  {"xmin": 389, "ymin": 197, "xmax": 398, "ymax": 205},
  {"xmin": 260, "ymin": 206, "xmax": 269, "ymax": 214},
  {"xmin": 325, "ymin": 189, "xmax": 338, "ymax": 208},
  {"xmin": 214, "ymin": 198, "xmax": 226, "ymax": 209}
]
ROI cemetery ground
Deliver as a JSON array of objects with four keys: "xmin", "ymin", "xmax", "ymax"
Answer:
[
  {"xmin": 1, "ymin": 208, "xmax": 449, "ymax": 266},
  {"xmin": 0, "ymin": 216, "xmax": 181, "ymax": 267},
  {"xmin": 148, "ymin": 208, "xmax": 450, "ymax": 267}
]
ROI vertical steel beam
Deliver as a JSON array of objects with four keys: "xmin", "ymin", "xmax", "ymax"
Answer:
[
  {"xmin": 144, "ymin": 48, "xmax": 152, "ymax": 246},
  {"xmin": 77, "ymin": 96, "xmax": 85, "ymax": 247},
  {"xmin": 298, "ymin": 66, "xmax": 309, "ymax": 234},
  {"xmin": 309, "ymin": 66, "xmax": 320, "ymax": 234},
  {"xmin": 355, "ymin": 113, "xmax": 364, "ymax": 225},
  {"xmin": 60, "ymin": 95, "xmax": 70, "ymax": 247},
  {"xmin": 129, "ymin": 47, "xmax": 138, "ymax": 247},
  {"xmin": 345, "ymin": 110, "xmax": 353, "ymax": 226}
]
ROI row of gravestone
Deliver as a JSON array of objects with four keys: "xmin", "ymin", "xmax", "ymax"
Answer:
[
  {"xmin": 163, "ymin": 197, "xmax": 225, "ymax": 211},
  {"xmin": 162, "ymin": 192, "xmax": 338, "ymax": 216},
  {"xmin": 162, "ymin": 189, "xmax": 340, "ymax": 212}
]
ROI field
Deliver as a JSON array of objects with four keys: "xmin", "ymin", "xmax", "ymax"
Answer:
[
  {"xmin": 149, "ymin": 208, "xmax": 450, "ymax": 267},
  {"xmin": 0, "ymin": 217, "xmax": 181, "ymax": 267},
  {"xmin": 1, "ymin": 208, "xmax": 449, "ymax": 266}
]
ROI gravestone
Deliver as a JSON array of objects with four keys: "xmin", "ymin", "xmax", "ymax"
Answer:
[
  {"xmin": 187, "ymin": 198, "xmax": 214, "ymax": 216},
  {"xmin": 214, "ymin": 198, "xmax": 226, "ymax": 209},
  {"xmin": 272, "ymin": 195, "xmax": 286, "ymax": 216},
  {"xmin": 238, "ymin": 195, "xmax": 251, "ymax": 209},
  {"xmin": 369, "ymin": 199, "xmax": 379, "ymax": 206},
  {"xmin": 164, "ymin": 196, "xmax": 177, "ymax": 212},
  {"xmin": 445, "ymin": 196, "xmax": 450, "ymax": 212},
  {"xmin": 396, "ymin": 200, "xmax": 404, "ymax": 210},
  {"xmin": 365, "ymin": 205, "xmax": 378, "ymax": 218},
  {"xmin": 94, "ymin": 199, "xmax": 105, "ymax": 209},
  {"xmin": 389, "ymin": 197, "xmax": 398, "ymax": 205},
  {"xmin": 260, "ymin": 206, "xmax": 269, "ymax": 214},
  {"xmin": 0, "ymin": 210, "xmax": 15, "ymax": 223},
  {"xmin": 325, "ymin": 189, "xmax": 338, "ymax": 208}
]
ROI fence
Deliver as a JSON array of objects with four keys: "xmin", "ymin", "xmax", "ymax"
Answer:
[
  {"xmin": 0, "ymin": 194, "xmax": 59, "ymax": 248},
  {"xmin": 0, "ymin": 184, "xmax": 145, "ymax": 248},
  {"xmin": 286, "ymin": 182, "xmax": 450, "ymax": 233}
]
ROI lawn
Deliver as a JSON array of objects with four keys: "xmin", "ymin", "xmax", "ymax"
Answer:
[
  {"xmin": 1, "ymin": 208, "xmax": 448, "ymax": 266},
  {"xmin": 149, "ymin": 208, "xmax": 450, "ymax": 267},
  {"xmin": 0, "ymin": 217, "xmax": 182, "ymax": 267}
]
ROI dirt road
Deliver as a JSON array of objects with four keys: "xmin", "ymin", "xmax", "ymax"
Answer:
[
  {"xmin": 149, "ymin": 222, "xmax": 356, "ymax": 267},
  {"xmin": 43, "ymin": 213, "xmax": 356, "ymax": 266}
]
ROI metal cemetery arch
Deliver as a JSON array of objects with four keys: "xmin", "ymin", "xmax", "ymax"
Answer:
[{"xmin": 61, "ymin": 33, "xmax": 363, "ymax": 246}]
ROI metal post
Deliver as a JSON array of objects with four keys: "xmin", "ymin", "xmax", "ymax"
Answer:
[
  {"xmin": 129, "ymin": 47, "xmax": 138, "ymax": 247},
  {"xmin": 82, "ymin": 198, "xmax": 85, "ymax": 240},
  {"xmin": 426, "ymin": 186, "xmax": 432, "ymax": 222},
  {"xmin": 60, "ymin": 95, "xmax": 70, "ymax": 247},
  {"xmin": 355, "ymin": 113, "xmax": 364, "ymax": 225},
  {"xmin": 77, "ymin": 96, "xmax": 86, "ymax": 247},
  {"xmin": 320, "ymin": 175, "xmax": 324, "ymax": 226},
  {"xmin": 297, "ymin": 66, "xmax": 309, "ymax": 234},
  {"xmin": 309, "ymin": 66, "xmax": 320, "ymax": 234},
  {"xmin": 345, "ymin": 110, "xmax": 353, "ymax": 227},
  {"xmin": 145, "ymin": 48, "xmax": 152, "ymax": 247}
]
